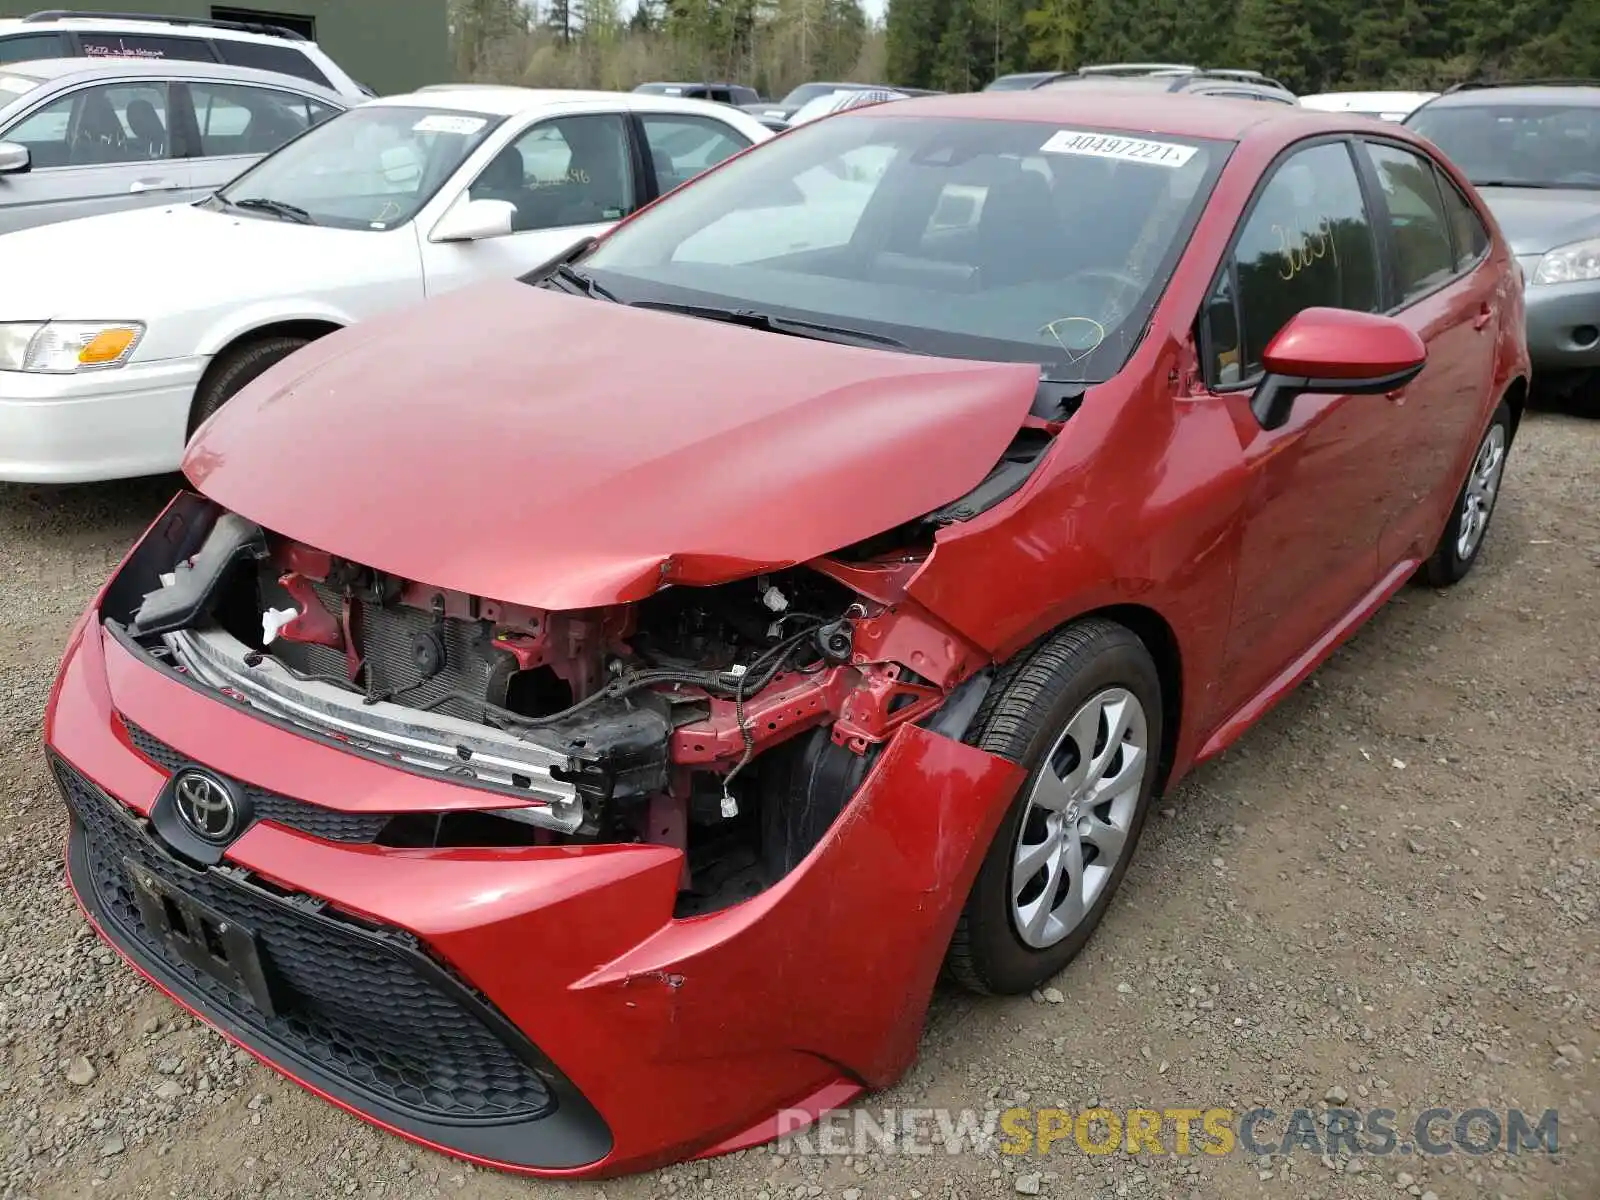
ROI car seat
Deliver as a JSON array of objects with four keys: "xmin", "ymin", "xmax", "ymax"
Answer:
[
  {"xmin": 555, "ymin": 120, "xmax": 629, "ymax": 225},
  {"xmin": 72, "ymin": 89, "xmax": 127, "ymax": 163},
  {"xmin": 124, "ymin": 98, "xmax": 167, "ymax": 159},
  {"xmin": 470, "ymin": 144, "xmax": 528, "ymax": 227},
  {"xmin": 973, "ymin": 162, "xmax": 1062, "ymax": 286}
]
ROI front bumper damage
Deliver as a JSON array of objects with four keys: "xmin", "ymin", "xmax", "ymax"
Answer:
[{"xmin": 48, "ymin": 615, "xmax": 1025, "ymax": 1176}]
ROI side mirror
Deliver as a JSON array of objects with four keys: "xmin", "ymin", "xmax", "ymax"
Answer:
[
  {"xmin": 0, "ymin": 142, "xmax": 31, "ymax": 175},
  {"xmin": 430, "ymin": 197, "xmax": 516, "ymax": 244},
  {"xmin": 1252, "ymin": 307, "xmax": 1427, "ymax": 430}
]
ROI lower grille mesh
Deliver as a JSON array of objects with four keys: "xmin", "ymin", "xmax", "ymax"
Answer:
[
  {"xmin": 121, "ymin": 721, "xmax": 390, "ymax": 844},
  {"xmin": 56, "ymin": 758, "xmax": 553, "ymax": 1125}
]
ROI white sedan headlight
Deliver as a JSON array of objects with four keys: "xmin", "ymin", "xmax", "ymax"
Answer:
[
  {"xmin": 1532, "ymin": 238, "xmax": 1600, "ymax": 285},
  {"xmin": 0, "ymin": 321, "xmax": 145, "ymax": 373}
]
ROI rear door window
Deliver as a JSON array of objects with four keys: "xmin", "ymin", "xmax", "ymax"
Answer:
[
  {"xmin": 78, "ymin": 33, "xmax": 217, "ymax": 62},
  {"xmin": 1435, "ymin": 170, "xmax": 1491, "ymax": 271},
  {"xmin": 639, "ymin": 114, "xmax": 750, "ymax": 194},
  {"xmin": 0, "ymin": 32, "xmax": 68, "ymax": 64},
  {"xmin": 1363, "ymin": 141, "xmax": 1457, "ymax": 303},
  {"xmin": 185, "ymin": 81, "xmax": 338, "ymax": 158},
  {"xmin": 213, "ymin": 40, "xmax": 332, "ymax": 88}
]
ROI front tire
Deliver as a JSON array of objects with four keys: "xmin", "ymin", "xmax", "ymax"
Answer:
[
  {"xmin": 946, "ymin": 619, "xmax": 1164, "ymax": 995},
  {"xmin": 1421, "ymin": 400, "xmax": 1512, "ymax": 587},
  {"xmin": 188, "ymin": 335, "xmax": 311, "ymax": 437}
]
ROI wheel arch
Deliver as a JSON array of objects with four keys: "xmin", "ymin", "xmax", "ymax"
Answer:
[
  {"xmin": 193, "ymin": 319, "xmax": 343, "ymax": 403},
  {"xmin": 981, "ymin": 602, "xmax": 1186, "ymax": 792},
  {"xmin": 203, "ymin": 319, "xmax": 344, "ymax": 367},
  {"xmin": 187, "ymin": 319, "xmax": 344, "ymax": 437},
  {"xmin": 1089, "ymin": 604, "xmax": 1184, "ymax": 791}
]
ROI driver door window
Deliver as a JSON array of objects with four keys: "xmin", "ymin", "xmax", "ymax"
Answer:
[
  {"xmin": 5, "ymin": 82, "xmax": 173, "ymax": 168},
  {"xmin": 1202, "ymin": 141, "xmax": 1381, "ymax": 384},
  {"xmin": 467, "ymin": 113, "xmax": 635, "ymax": 232}
]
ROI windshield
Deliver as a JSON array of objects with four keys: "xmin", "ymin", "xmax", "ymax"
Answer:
[
  {"xmin": 1407, "ymin": 102, "xmax": 1600, "ymax": 188},
  {"xmin": 780, "ymin": 83, "xmax": 857, "ymax": 107},
  {"xmin": 214, "ymin": 105, "xmax": 504, "ymax": 229},
  {"xmin": 984, "ymin": 75, "xmax": 1051, "ymax": 91},
  {"xmin": 789, "ymin": 89, "xmax": 903, "ymax": 125},
  {"xmin": 580, "ymin": 115, "xmax": 1227, "ymax": 382}
]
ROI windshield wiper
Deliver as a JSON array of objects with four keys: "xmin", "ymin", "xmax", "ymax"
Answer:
[
  {"xmin": 550, "ymin": 262, "xmax": 619, "ymax": 302},
  {"xmin": 1469, "ymin": 179, "xmax": 1561, "ymax": 189},
  {"xmin": 226, "ymin": 197, "xmax": 316, "ymax": 224},
  {"xmin": 628, "ymin": 301, "xmax": 912, "ymax": 351}
]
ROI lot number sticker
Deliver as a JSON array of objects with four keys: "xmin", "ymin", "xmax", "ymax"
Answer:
[
  {"xmin": 1040, "ymin": 129, "xmax": 1197, "ymax": 168},
  {"xmin": 413, "ymin": 114, "xmax": 489, "ymax": 136}
]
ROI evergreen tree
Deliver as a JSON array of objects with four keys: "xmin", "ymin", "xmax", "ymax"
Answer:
[{"xmin": 1231, "ymin": 0, "xmax": 1325, "ymax": 92}]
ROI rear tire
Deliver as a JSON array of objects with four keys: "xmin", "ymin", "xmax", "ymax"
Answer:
[
  {"xmin": 946, "ymin": 619, "xmax": 1163, "ymax": 995},
  {"xmin": 1421, "ymin": 400, "xmax": 1511, "ymax": 587},
  {"xmin": 188, "ymin": 336, "xmax": 311, "ymax": 437}
]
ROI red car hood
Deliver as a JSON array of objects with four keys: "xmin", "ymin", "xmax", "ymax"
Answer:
[{"xmin": 185, "ymin": 281, "xmax": 1038, "ymax": 610}]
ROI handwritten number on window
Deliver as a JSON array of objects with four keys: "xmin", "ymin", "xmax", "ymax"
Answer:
[{"xmin": 1272, "ymin": 217, "xmax": 1340, "ymax": 282}]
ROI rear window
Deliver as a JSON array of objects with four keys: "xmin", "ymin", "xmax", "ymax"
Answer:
[
  {"xmin": 0, "ymin": 31, "xmax": 68, "ymax": 64},
  {"xmin": 79, "ymin": 33, "xmax": 217, "ymax": 62},
  {"xmin": 214, "ymin": 40, "xmax": 331, "ymax": 87}
]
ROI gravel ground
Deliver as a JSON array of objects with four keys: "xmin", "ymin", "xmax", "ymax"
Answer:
[{"xmin": 1, "ymin": 408, "xmax": 1596, "ymax": 1200}]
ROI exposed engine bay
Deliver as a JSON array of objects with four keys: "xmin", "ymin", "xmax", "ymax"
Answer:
[{"xmin": 104, "ymin": 497, "xmax": 1001, "ymax": 915}]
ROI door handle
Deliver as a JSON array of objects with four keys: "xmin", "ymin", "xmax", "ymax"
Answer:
[
  {"xmin": 1472, "ymin": 303, "xmax": 1494, "ymax": 331},
  {"xmin": 129, "ymin": 179, "xmax": 180, "ymax": 194}
]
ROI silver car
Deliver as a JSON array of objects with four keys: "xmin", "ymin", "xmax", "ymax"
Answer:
[
  {"xmin": 0, "ymin": 56, "xmax": 346, "ymax": 234},
  {"xmin": 1407, "ymin": 82, "xmax": 1600, "ymax": 397}
]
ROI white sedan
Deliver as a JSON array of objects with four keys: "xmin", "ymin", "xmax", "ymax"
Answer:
[{"xmin": 0, "ymin": 86, "xmax": 770, "ymax": 483}]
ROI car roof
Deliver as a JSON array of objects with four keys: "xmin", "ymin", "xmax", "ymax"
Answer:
[
  {"xmin": 1301, "ymin": 90, "xmax": 1436, "ymax": 105},
  {"xmin": 1046, "ymin": 74, "xmax": 1293, "ymax": 98},
  {"xmin": 382, "ymin": 85, "xmax": 761, "ymax": 119},
  {"xmin": 0, "ymin": 14, "xmax": 310, "ymax": 46},
  {"xmin": 0, "ymin": 54, "xmax": 345, "ymax": 99},
  {"xmin": 858, "ymin": 89, "xmax": 1369, "ymax": 143},
  {"xmin": 1421, "ymin": 83, "xmax": 1600, "ymax": 108}
]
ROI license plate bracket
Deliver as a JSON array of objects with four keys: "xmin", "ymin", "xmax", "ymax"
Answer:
[{"xmin": 125, "ymin": 859, "xmax": 277, "ymax": 1017}]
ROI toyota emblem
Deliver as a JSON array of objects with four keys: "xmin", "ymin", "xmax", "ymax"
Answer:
[{"xmin": 172, "ymin": 770, "xmax": 239, "ymax": 843}]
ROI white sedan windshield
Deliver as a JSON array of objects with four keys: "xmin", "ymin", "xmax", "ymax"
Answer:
[
  {"xmin": 583, "ymin": 115, "xmax": 1227, "ymax": 381},
  {"xmin": 217, "ymin": 106, "xmax": 504, "ymax": 229}
]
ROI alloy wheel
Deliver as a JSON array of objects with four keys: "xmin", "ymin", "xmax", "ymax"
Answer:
[
  {"xmin": 1456, "ymin": 423, "xmax": 1507, "ymax": 561},
  {"xmin": 1010, "ymin": 687, "xmax": 1149, "ymax": 950}
]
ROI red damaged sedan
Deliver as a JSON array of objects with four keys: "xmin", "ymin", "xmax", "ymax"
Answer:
[{"xmin": 46, "ymin": 91, "xmax": 1527, "ymax": 1176}]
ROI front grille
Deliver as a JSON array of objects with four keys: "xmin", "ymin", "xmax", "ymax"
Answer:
[
  {"xmin": 122, "ymin": 721, "xmax": 390, "ymax": 844},
  {"xmin": 56, "ymin": 758, "xmax": 554, "ymax": 1125}
]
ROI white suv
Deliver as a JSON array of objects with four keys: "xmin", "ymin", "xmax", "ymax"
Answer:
[{"xmin": 0, "ymin": 9, "xmax": 368, "ymax": 99}]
